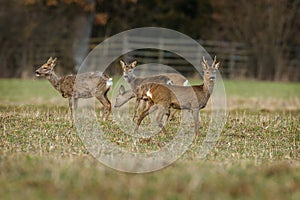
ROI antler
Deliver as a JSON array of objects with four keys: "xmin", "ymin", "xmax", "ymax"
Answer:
[
  {"xmin": 47, "ymin": 57, "xmax": 53, "ymax": 64},
  {"xmin": 202, "ymin": 56, "xmax": 208, "ymax": 64},
  {"xmin": 52, "ymin": 57, "xmax": 57, "ymax": 63},
  {"xmin": 212, "ymin": 56, "xmax": 217, "ymax": 66}
]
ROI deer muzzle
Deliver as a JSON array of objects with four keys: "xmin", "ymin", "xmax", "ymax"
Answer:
[
  {"xmin": 35, "ymin": 71, "xmax": 41, "ymax": 76},
  {"xmin": 123, "ymin": 75, "xmax": 129, "ymax": 79}
]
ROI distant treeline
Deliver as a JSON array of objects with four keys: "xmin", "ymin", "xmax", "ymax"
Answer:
[{"xmin": 0, "ymin": 0, "xmax": 299, "ymax": 81}]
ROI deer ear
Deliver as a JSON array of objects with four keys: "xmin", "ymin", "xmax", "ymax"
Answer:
[
  {"xmin": 130, "ymin": 60, "xmax": 137, "ymax": 69},
  {"xmin": 215, "ymin": 62, "xmax": 220, "ymax": 69},
  {"xmin": 120, "ymin": 60, "xmax": 126, "ymax": 69},
  {"xmin": 119, "ymin": 85, "xmax": 125, "ymax": 95}
]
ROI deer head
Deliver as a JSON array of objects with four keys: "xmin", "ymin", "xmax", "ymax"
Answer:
[
  {"xmin": 120, "ymin": 60, "xmax": 137, "ymax": 82},
  {"xmin": 114, "ymin": 85, "xmax": 135, "ymax": 108},
  {"xmin": 35, "ymin": 57, "xmax": 57, "ymax": 77},
  {"xmin": 201, "ymin": 56, "xmax": 220, "ymax": 84}
]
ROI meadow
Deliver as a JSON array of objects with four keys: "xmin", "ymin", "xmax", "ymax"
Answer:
[{"xmin": 0, "ymin": 79, "xmax": 299, "ymax": 199}]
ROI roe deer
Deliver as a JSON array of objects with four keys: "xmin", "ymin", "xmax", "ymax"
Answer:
[
  {"xmin": 114, "ymin": 72, "xmax": 189, "ymax": 108},
  {"xmin": 134, "ymin": 56, "xmax": 220, "ymax": 136},
  {"xmin": 35, "ymin": 57, "xmax": 112, "ymax": 124},
  {"xmin": 119, "ymin": 60, "xmax": 175, "ymax": 120}
]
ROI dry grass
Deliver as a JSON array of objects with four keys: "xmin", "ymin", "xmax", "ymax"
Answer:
[{"xmin": 0, "ymin": 79, "xmax": 299, "ymax": 199}]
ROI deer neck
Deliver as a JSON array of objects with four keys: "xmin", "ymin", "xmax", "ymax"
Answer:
[
  {"xmin": 127, "ymin": 74, "xmax": 137, "ymax": 87},
  {"xmin": 203, "ymin": 80, "xmax": 215, "ymax": 99},
  {"xmin": 46, "ymin": 71, "xmax": 61, "ymax": 90}
]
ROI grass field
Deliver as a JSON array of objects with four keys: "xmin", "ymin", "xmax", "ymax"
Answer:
[{"xmin": 0, "ymin": 79, "xmax": 299, "ymax": 199}]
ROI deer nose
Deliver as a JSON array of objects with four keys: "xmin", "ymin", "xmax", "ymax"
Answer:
[
  {"xmin": 35, "ymin": 71, "xmax": 41, "ymax": 76},
  {"xmin": 123, "ymin": 75, "xmax": 128, "ymax": 79},
  {"xmin": 210, "ymin": 76, "xmax": 215, "ymax": 81},
  {"xmin": 114, "ymin": 103, "xmax": 120, "ymax": 108}
]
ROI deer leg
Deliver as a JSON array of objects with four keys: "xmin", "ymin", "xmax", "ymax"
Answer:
[
  {"xmin": 156, "ymin": 105, "xmax": 168, "ymax": 134},
  {"xmin": 133, "ymin": 98, "xmax": 141, "ymax": 121},
  {"xmin": 141, "ymin": 100, "xmax": 147, "ymax": 110},
  {"xmin": 164, "ymin": 108, "xmax": 171, "ymax": 125},
  {"xmin": 68, "ymin": 97, "xmax": 73, "ymax": 125},
  {"xmin": 141, "ymin": 100, "xmax": 154, "ymax": 123},
  {"xmin": 96, "ymin": 94, "xmax": 111, "ymax": 121},
  {"xmin": 137, "ymin": 104, "xmax": 158, "ymax": 126},
  {"xmin": 140, "ymin": 100, "xmax": 146, "ymax": 116},
  {"xmin": 73, "ymin": 98, "xmax": 78, "ymax": 122},
  {"xmin": 104, "ymin": 94, "xmax": 112, "ymax": 120},
  {"xmin": 134, "ymin": 104, "xmax": 158, "ymax": 133},
  {"xmin": 168, "ymin": 109, "xmax": 178, "ymax": 121},
  {"xmin": 191, "ymin": 108, "xmax": 200, "ymax": 136},
  {"xmin": 73, "ymin": 98, "xmax": 78, "ymax": 110}
]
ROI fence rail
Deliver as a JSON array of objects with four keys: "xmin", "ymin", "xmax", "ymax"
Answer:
[
  {"xmin": 1, "ymin": 35, "xmax": 299, "ymax": 80},
  {"xmin": 89, "ymin": 36, "xmax": 251, "ymax": 78}
]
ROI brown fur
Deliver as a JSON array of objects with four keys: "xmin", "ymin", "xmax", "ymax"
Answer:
[
  {"xmin": 35, "ymin": 57, "xmax": 112, "ymax": 124},
  {"xmin": 134, "ymin": 57, "xmax": 220, "ymax": 136},
  {"xmin": 120, "ymin": 60, "xmax": 175, "ymax": 119},
  {"xmin": 114, "ymin": 73, "xmax": 188, "ymax": 108},
  {"xmin": 161, "ymin": 73, "xmax": 188, "ymax": 85}
]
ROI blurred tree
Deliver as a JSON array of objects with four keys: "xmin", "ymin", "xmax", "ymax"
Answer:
[
  {"xmin": 0, "ymin": 1, "xmax": 26, "ymax": 77},
  {"xmin": 211, "ymin": 0, "xmax": 300, "ymax": 81},
  {"xmin": 92, "ymin": 0, "xmax": 214, "ymax": 39},
  {"xmin": 1, "ymin": 0, "xmax": 299, "ymax": 80},
  {"xmin": 0, "ymin": 0, "xmax": 95, "ymax": 78}
]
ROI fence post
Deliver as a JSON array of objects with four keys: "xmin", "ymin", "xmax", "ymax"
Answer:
[
  {"xmin": 158, "ymin": 37, "xmax": 164, "ymax": 64},
  {"xmin": 122, "ymin": 34, "xmax": 129, "ymax": 54},
  {"xmin": 229, "ymin": 45, "xmax": 236, "ymax": 79}
]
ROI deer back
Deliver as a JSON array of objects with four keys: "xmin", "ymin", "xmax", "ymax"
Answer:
[
  {"xmin": 60, "ymin": 72, "xmax": 110, "ymax": 98},
  {"xmin": 161, "ymin": 73, "xmax": 188, "ymax": 86},
  {"xmin": 138, "ymin": 83, "xmax": 209, "ymax": 110},
  {"xmin": 131, "ymin": 74, "xmax": 172, "ymax": 90}
]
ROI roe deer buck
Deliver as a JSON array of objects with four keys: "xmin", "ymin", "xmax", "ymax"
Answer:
[
  {"xmin": 35, "ymin": 57, "xmax": 112, "ymax": 124},
  {"xmin": 119, "ymin": 60, "xmax": 176, "ymax": 120},
  {"xmin": 114, "ymin": 72, "xmax": 189, "ymax": 108},
  {"xmin": 134, "ymin": 56, "xmax": 220, "ymax": 136}
]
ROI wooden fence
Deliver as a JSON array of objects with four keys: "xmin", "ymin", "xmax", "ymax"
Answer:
[
  {"xmin": 89, "ymin": 36, "xmax": 250, "ymax": 78},
  {"xmin": 2, "ymin": 35, "xmax": 299, "ymax": 80}
]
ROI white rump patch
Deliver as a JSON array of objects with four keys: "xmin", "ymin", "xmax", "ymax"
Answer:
[
  {"xmin": 183, "ymin": 80, "xmax": 190, "ymax": 86},
  {"xmin": 167, "ymin": 80, "xmax": 174, "ymax": 85},
  {"xmin": 146, "ymin": 89, "xmax": 153, "ymax": 99},
  {"xmin": 106, "ymin": 78, "xmax": 113, "ymax": 89}
]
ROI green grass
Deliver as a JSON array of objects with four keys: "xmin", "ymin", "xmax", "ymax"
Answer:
[
  {"xmin": 0, "ymin": 79, "xmax": 299, "ymax": 199},
  {"xmin": 2, "ymin": 78, "xmax": 299, "ymax": 109},
  {"xmin": 224, "ymin": 80, "xmax": 300, "ymax": 99},
  {"xmin": 0, "ymin": 79, "xmax": 62, "ymax": 105}
]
